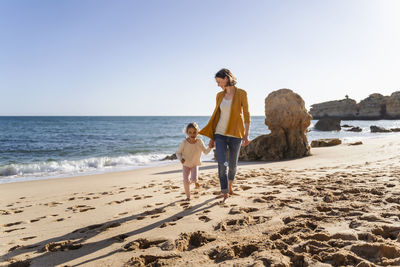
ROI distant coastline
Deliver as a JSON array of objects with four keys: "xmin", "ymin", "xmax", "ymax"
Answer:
[{"xmin": 309, "ymin": 91, "xmax": 400, "ymax": 120}]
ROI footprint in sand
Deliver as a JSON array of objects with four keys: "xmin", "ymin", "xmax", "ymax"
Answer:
[
  {"xmin": 180, "ymin": 202, "xmax": 191, "ymax": 209},
  {"xmin": 4, "ymin": 227, "xmax": 26, "ymax": 233},
  {"xmin": 107, "ymin": 198, "xmax": 133, "ymax": 205},
  {"xmin": 66, "ymin": 205, "xmax": 95, "ymax": 213},
  {"xmin": 208, "ymin": 242, "xmax": 263, "ymax": 263},
  {"xmin": 159, "ymin": 222, "xmax": 176, "ymax": 228},
  {"xmin": 174, "ymin": 231, "xmax": 216, "ymax": 252},
  {"xmin": 199, "ymin": 215, "xmax": 211, "ymax": 222},
  {"xmin": 3, "ymin": 221, "xmax": 23, "ymax": 227},
  {"xmin": 145, "ymin": 207, "xmax": 166, "ymax": 216},
  {"xmin": 122, "ymin": 237, "xmax": 168, "ymax": 251},
  {"xmin": 12, "ymin": 210, "xmax": 24, "ymax": 214},
  {"xmin": 42, "ymin": 240, "xmax": 82, "ymax": 252},
  {"xmin": 44, "ymin": 201, "xmax": 63, "ymax": 207},
  {"xmin": 229, "ymin": 207, "xmax": 259, "ymax": 215},
  {"xmin": 21, "ymin": 236, "xmax": 36, "ymax": 241},
  {"xmin": 0, "ymin": 210, "xmax": 11, "ymax": 215},
  {"xmin": 215, "ymin": 216, "xmax": 269, "ymax": 231},
  {"xmin": 240, "ymin": 185, "xmax": 253, "ymax": 191}
]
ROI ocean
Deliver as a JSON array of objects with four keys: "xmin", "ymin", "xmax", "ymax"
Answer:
[{"xmin": 1, "ymin": 116, "xmax": 399, "ymax": 184}]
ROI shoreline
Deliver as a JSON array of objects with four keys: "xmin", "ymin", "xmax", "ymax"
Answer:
[
  {"xmin": 2, "ymin": 132, "xmax": 399, "ymax": 185},
  {"xmin": 1, "ymin": 135, "xmax": 400, "ymax": 266}
]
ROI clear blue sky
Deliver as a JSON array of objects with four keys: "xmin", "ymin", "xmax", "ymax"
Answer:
[{"xmin": 1, "ymin": 0, "xmax": 399, "ymax": 116}]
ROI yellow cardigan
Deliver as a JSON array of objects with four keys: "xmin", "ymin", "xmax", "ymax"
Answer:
[{"xmin": 199, "ymin": 87, "xmax": 250, "ymax": 140}]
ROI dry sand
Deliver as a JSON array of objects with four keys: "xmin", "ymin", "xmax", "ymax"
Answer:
[{"xmin": 1, "ymin": 136, "xmax": 400, "ymax": 267}]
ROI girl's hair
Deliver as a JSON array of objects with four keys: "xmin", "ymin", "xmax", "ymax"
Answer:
[
  {"xmin": 184, "ymin": 122, "xmax": 200, "ymax": 134},
  {"xmin": 215, "ymin": 68, "xmax": 237, "ymax": 86}
]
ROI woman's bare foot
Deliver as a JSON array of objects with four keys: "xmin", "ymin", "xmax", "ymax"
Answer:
[
  {"xmin": 229, "ymin": 191, "xmax": 239, "ymax": 196},
  {"xmin": 221, "ymin": 193, "xmax": 229, "ymax": 203},
  {"xmin": 185, "ymin": 197, "xmax": 190, "ymax": 201}
]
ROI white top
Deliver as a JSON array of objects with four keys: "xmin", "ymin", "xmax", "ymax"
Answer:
[
  {"xmin": 215, "ymin": 98, "xmax": 232, "ymax": 136},
  {"xmin": 176, "ymin": 138, "xmax": 212, "ymax": 167}
]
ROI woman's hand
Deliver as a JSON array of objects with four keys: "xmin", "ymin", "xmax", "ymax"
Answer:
[
  {"xmin": 208, "ymin": 139, "xmax": 215, "ymax": 148},
  {"xmin": 242, "ymin": 135, "xmax": 250, "ymax": 146}
]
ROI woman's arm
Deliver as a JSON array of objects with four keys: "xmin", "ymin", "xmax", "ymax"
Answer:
[{"xmin": 242, "ymin": 91, "xmax": 251, "ymax": 146}]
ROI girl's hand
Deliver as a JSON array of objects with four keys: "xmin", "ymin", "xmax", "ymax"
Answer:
[
  {"xmin": 242, "ymin": 136, "xmax": 250, "ymax": 147},
  {"xmin": 181, "ymin": 159, "xmax": 185, "ymax": 164},
  {"xmin": 208, "ymin": 140, "xmax": 215, "ymax": 148}
]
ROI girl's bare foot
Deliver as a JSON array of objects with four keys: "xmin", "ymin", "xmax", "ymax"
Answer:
[
  {"xmin": 195, "ymin": 182, "xmax": 200, "ymax": 189},
  {"xmin": 185, "ymin": 197, "xmax": 190, "ymax": 201}
]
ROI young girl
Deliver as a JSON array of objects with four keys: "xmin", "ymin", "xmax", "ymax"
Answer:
[{"xmin": 176, "ymin": 122, "xmax": 212, "ymax": 201}]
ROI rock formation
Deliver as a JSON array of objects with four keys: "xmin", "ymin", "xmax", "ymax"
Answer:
[
  {"xmin": 386, "ymin": 92, "xmax": 400, "ymax": 118},
  {"xmin": 346, "ymin": 127, "xmax": 362, "ymax": 132},
  {"xmin": 309, "ymin": 91, "xmax": 400, "ymax": 119},
  {"xmin": 309, "ymin": 99, "xmax": 358, "ymax": 119},
  {"xmin": 310, "ymin": 138, "xmax": 342, "ymax": 147},
  {"xmin": 357, "ymin": 93, "xmax": 387, "ymax": 119},
  {"xmin": 370, "ymin": 126, "xmax": 392, "ymax": 133},
  {"xmin": 314, "ymin": 118, "xmax": 341, "ymax": 131},
  {"xmin": 239, "ymin": 89, "xmax": 311, "ymax": 161}
]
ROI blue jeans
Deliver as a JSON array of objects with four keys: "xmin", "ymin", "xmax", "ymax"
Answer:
[{"xmin": 214, "ymin": 134, "xmax": 242, "ymax": 194}]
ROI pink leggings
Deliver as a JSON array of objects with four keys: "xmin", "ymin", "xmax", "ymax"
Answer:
[{"xmin": 182, "ymin": 166, "xmax": 198, "ymax": 183}]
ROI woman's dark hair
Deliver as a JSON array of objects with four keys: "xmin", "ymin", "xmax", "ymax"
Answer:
[{"xmin": 215, "ymin": 68, "xmax": 237, "ymax": 86}]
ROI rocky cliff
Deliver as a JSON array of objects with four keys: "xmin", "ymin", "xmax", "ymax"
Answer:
[
  {"xmin": 309, "ymin": 91, "xmax": 400, "ymax": 119},
  {"xmin": 309, "ymin": 99, "xmax": 358, "ymax": 119},
  {"xmin": 386, "ymin": 92, "xmax": 400, "ymax": 118}
]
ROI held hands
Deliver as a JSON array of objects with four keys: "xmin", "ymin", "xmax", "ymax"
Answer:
[
  {"xmin": 208, "ymin": 139, "xmax": 215, "ymax": 148},
  {"xmin": 181, "ymin": 159, "xmax": 185, "ymax": 164},
  {"xmin": 242, "ymin": 135, "xmax": 250, "ymax": 147}
]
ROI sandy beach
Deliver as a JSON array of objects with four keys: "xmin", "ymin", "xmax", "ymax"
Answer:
[{"xmin": 1, "ymin": 135, "xmax": 400, "ymax": 267}]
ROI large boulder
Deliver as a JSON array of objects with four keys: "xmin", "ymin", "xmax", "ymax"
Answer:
[
  {"xmin": 309, "ymin": 98, "xmax": 358, "ymax": 119},
  {"xmin": 239, "ymin": 89, "xmax": 311, "ymax": 161},
  {"xmin": 314, "ymin": 118, "xmax": 341, "ymax": 131}
]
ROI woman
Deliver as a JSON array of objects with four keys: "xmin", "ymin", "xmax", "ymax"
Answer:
[{"xmin": 199, "ymin": 68, "xmax": 250, "ymax": 202}]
